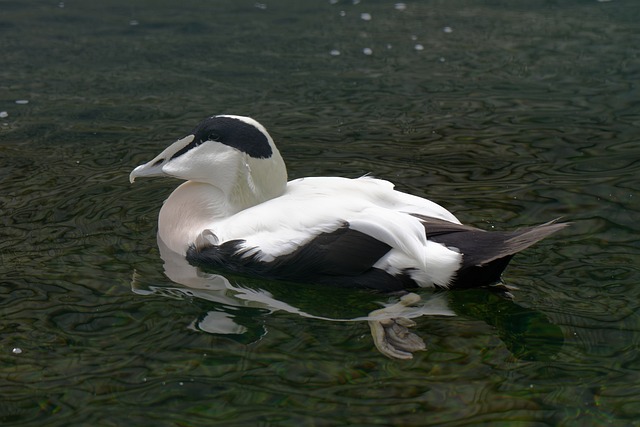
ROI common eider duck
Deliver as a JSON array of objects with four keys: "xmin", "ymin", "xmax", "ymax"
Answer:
[{"xmin": 130, "ymin": 115, "xmax": 566, "ymax": 292}]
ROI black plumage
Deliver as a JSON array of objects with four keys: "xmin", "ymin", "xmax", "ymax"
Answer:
[
  {"xmin": 186, "ymin": 218, "xmax": 567, "ymax": 291},
  {"xmin": 187, "ymin": 225, "xmax": 414, "ymax": 291},
  {"xmin": 415, "ymin": 215, "xmax": 567, "ymax": 288}
]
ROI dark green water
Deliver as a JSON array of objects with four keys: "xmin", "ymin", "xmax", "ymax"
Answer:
[{"xmin": 2, "ymin": 0, "xmax": 639, "ymax": 425}]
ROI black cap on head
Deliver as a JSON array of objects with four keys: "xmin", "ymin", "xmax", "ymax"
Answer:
[{"xmin": 171, "ymin": 116, "xmax": 273, "ymax": 160}]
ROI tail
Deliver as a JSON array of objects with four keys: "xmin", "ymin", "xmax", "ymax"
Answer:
[{"xmin": 414, "ymin": 216, "xmax": 569, "ymax": 289}]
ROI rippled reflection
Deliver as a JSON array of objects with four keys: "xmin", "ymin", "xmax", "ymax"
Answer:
[{"xmin": 131, "ymin": 234, "xmax": 564, "ymax": 360}]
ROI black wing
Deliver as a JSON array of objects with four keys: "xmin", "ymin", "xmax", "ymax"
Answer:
[{"xmin": 186, "ymin": 223, "xmax": 416, "ymax": 291}]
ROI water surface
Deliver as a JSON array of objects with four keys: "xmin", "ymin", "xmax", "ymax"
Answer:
[{"xmin": 2, "ymin": 0, "xmax": 640, "ymax": 425}]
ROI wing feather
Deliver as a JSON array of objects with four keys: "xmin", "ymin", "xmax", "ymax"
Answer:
[{"xmin": 186, "ymin": 176, "xmax": 468, "ymax": 290}]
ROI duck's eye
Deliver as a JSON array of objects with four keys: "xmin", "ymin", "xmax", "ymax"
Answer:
[{"xmin": 206, "ymin": 132, "xmax": 221, "ymax": 142}]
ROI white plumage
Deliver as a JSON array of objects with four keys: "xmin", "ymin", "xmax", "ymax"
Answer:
[{"xmin": 130, "ymin": 115, "xmax": 566, "ymax": 291}]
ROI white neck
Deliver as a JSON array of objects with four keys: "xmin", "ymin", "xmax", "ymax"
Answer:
[
  {"xmin": 225, "ymin": 151, "xmax": 288, "ymax": 213},
  {"xmin": 158, "ymin": 150, "xmax": 288, "ymax": 255}
]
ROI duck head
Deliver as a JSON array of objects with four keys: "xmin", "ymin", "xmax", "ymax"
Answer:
[{"xmin": 129, "ymin": 115, "xmax": 288, "ymax": 211}]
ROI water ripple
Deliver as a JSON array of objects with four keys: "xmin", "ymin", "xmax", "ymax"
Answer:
[{"xmin": 2, "ymin": 0, "xmax": 640, "ymax": 425}]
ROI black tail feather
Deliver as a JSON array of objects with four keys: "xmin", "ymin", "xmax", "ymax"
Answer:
[{"xmin": 413, "ymin": 215, "xmax": 568, "ymax": 288}]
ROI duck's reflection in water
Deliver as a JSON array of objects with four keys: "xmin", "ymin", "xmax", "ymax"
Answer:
[{"xmin": 131, "ymin": 237, "xmax": 563, "ymax": 360}]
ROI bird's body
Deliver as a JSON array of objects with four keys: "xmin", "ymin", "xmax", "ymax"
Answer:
[{"xmin": 130, "ymin": 115, "xmax": 566, "ymax": 291}]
